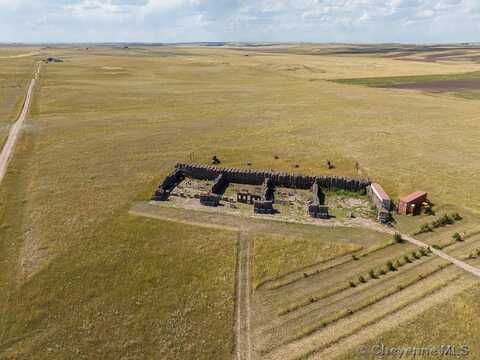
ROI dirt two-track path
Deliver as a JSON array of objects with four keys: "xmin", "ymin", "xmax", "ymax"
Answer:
[
  {"xmin": 235, "ymin": 231, "xmax": 252, "ymax": 360},
  {"xmin": 0, "ymin": 64, "xmax": 40, "ymax": 184}
]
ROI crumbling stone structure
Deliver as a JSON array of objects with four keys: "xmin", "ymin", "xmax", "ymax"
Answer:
[
  {"xmin": 152, "ymin": 164, "xmax": 374, "ymax": 218},
  {"xmin": 210, "ymin": 174, "xmax": 229, "ymax": 195},
  {"xmin": 254, "ymin": 200, "xmax": 275, "ymax": 214},
  {"xmin": 261, "ymin": 178, "xmax": 275, "ymax": 201},
  {"xmin": 254, "ymin": 178, "xmax": 276, "ymax": 214},
  {"xmin": 237, "ymin": 193, "xmax": 261, "ymax": 204},
  {"xmin": 151, "ymin": 169, "xmax": 185, "ymax": 201},
  {"xmin": 199, "ymin": 193, "xmax": 221, "ymax": 207},
  {"xmin": 198, "ymin": 174, "xmax": 230, "ymax": 207},
  {"xmin": 309, "ymin": 178, "xmax": 329, "ymax": 219}
]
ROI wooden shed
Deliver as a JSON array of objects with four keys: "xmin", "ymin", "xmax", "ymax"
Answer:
[{"xmin": 398, "ymin": 191, "xmax": 428, "ymax": 215}]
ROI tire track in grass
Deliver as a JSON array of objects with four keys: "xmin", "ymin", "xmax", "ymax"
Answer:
[{"xmin": 235, "ymin": 231, "xmax": 252, "ymax": 360}]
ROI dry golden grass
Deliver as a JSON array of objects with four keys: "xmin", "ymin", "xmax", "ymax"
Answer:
[
  {"xmin": 0, "ymin": 53, "xmax": 38, "ymax": 146},
  {"xmin": 1, "ymin": 44, "xmax": 480, "ymax": 359}
]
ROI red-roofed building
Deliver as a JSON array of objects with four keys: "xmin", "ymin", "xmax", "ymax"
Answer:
[{"xmin": 398, "ymin": 191, "xmax": 428, "ymax": 215}]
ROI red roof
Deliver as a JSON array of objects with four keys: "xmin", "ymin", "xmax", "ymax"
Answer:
[
  {"xmin": 400, "ymin": 191, "xmax": 427, "ymax": 203},
  {"xmin": 371, "ymin": 183, "xmax": 390, "ymax": 201}
]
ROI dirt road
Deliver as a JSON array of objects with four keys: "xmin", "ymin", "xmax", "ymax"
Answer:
[
  {"xmin": 401, "ymin": 233, "xmax": 480, "ymax": 278},
  {"xmin": 0, "ymin": 65, "xmax": 40, "ymax": 184}
]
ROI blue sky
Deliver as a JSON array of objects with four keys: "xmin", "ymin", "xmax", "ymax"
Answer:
[{"xmin": 1, "ymin": 0, "xmax": 479, "ymax": 43}]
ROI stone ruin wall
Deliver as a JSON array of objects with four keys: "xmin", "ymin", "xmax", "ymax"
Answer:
[
  {"xmin": 311, "ymin": 180, "xmax": 322, "ymax": 206},
  {"xmin": 210, "ymin": 173, "xmax": 228, "ymax": 195},
  {"xmin": 175, "ymin": 163, "xmax": 371, "ymax": 193},
  {"xmin": 261, "ymin": 178, "xmax": 275, "ymax": 201},
  {"xmin": 152, "ymin": 169, "xmax": 185, "ymax": 201}
]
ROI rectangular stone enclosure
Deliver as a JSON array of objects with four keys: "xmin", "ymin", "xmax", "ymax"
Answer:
[{"xmin": 151, "ymin": 163, "xmax": 384, "ymax": 219}]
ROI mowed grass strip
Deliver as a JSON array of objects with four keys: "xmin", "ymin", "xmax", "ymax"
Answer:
[{"xmin": 252, "ymin": 232, "xmax": 362, "ymax": 289}]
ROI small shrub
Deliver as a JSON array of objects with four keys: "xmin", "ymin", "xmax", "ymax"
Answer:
[
  {"xmin": 369, "ymin": 269, "xmax": 377, "ymax": 279},
  {"xmin": 352, "ymin": 254, "xmax": 359, "ymax": 261},
  {"xmin": 440, "ymin": 214, "xmax": 454, "ymax": 226},
  {"xmin": 431, "ymin": 219, "xmax": 441, "ymax": 228},
  {"xmin": 418, "ymin": 223, "xmax": 433, "ymax": 234},
  {"xmin": 404, "ymin": 255, "xmax": 412, "ymax": 263},
  {"xmin": 387, "ymin": 261, "xmax": 396, "ymax": 272},
  {"xmin": 395, "ymin": 259, "xmax": 403, "ymax": 268},
  {"xmin": 412, "ymin": 251, "xmax": 420, "ymax": 259},
  {"xmin": 419, "ymin": 247, "xmax": 429, "ymax": 256},
  {"xmin": 379, "ymin": 268, "xmax": 387, "ymax": 276},
  {"xmin": 303, "ymin": 273, "xmax": 309, "ymax": 278},
  {"xmin": 349, "ymin": 280, "xmax": 357, "ymax": 288},
  {"xmin": 359, "ymin": 275, "xmax": 367, "ymax": 283},
  {"xmin": 452, "ymin": 232, "xmax": 463, "ymax": 242},
  {"xmin": 451, "ymin": 212, "xmax": 462, "ymax": 221},
  {"xmin": 432, "ymin": 244, "xmax": 441, "ymax": 250},
  {"xmin": 393, "ymin": 233, "xmax": 403, "ymax": 243}
]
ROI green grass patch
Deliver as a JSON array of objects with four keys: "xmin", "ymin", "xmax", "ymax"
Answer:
[{"xmin": 331, "ymin": 71, "xmax": 480, "ymax": 87}]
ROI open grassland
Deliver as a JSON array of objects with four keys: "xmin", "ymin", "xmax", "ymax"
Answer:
[
  {"xmin": 1, "ymin": 45, "xmax": 480, "ymax": 359},
  {"xmin": 0, "ymin": 138, "xmax": 237, "ymax": 359},
  {"xmin": 0, "ymin": 47, "xmax": 40, "ymax": 58},
  {"xmin": 0, "ymin": 53, "xmax": 38, "ymax": 146}
]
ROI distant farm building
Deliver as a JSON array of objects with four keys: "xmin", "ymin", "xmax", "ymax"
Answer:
[
  {"xmin": 398, "ymin": 191, "xmax": 428, "ymax": 215},
  {"xmin": 45, "ymin": 57, "xmax": 63, "ymax": 63}
]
